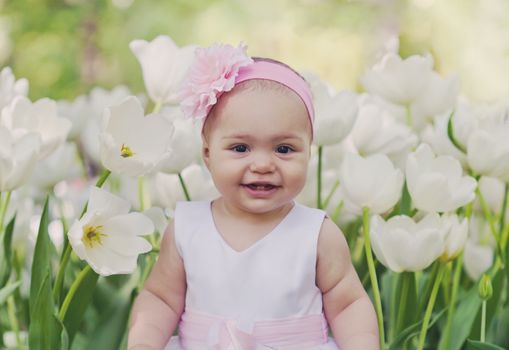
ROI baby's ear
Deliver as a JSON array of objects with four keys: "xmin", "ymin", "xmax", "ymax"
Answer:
[{"xmin": 201, "ymin": 136, "xmax": 210, "ymax": 168}]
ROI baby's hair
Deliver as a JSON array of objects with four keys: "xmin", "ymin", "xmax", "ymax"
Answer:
[{"xmin": 202, "ymin": 57, "xmax": 310, "ymax": 139}]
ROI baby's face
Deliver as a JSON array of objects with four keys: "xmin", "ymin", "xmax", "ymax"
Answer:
[{"xmin": 202, "ymin": 85, "xmax": 312, "ymax": 215}]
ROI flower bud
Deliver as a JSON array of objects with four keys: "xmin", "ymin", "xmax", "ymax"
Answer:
[{"xmin": 478, "ymin": 274, "xmax": 493, "ymax": 301}]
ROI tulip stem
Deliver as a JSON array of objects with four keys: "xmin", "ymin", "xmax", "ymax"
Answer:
[
  {"xmin": 362, "ymin": 207, "xmax": 385, "ymax": 349},
  {"xmin": 58, "ymin": 264, "xmax": 93, "ymax": 321},
  {"xmin": 152, "ymin": 101, "xmax": 162, "ymax": 114},
  {"xmin": 178, "ymin": 173, "xmax": 191, "ymax": 201},
  {"xmin": 74, "ymin": 141, "xmax": 89, "ymax": 180},
  {"xmin": 53, "ymin": 243, "xmax": 72, "ymax": 305},
  {"xmin": 417, "ymin": 263, "xmax": 444, "ymax": 350},
  {"xmin": 477, "ymin": 187, "xmax": 498, "ymax": 240},
  {"xmin": 7, "ymin": 294, "xmax": 22, "ymax": 348},
  {"xmin": 322, "ymin": 180, "xmax": 340, "ymax": 211},
  {"xmin": 0, "ymin": 190, "xmax": 12, "ymax": 235},
  {"xmin": 317, "ymin": 146, "xmax": 323, "ymax": 209},
  {"xmin": 500, "ymin": 183, "xmax": 508, "ymax": 237},
  {"xmin": 480, "ymin": 300, "xmax": 487, "ymax": 342},
  {"xmin": 395, "ymin": 272, "xmax": 411, "ymax": 336},
  {"xmin": 442, "ymin": 254, "xmax": 463, "ymax": 349},
  {"xmin": 138, "ymin": 176, "xmax": 147, "ymax": 211},
  {"xmin": 405, "ymin": 105, "xmax": 413, "ymax": 128}
]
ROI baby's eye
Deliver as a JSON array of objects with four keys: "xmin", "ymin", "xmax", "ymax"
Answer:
[
  {"xmin": 276, "ymin": 145, "xmax": 293, "ymax": 154},
  {"xmin": 232, "ymin": 144, "xmax": 248, "ymax": 153}
]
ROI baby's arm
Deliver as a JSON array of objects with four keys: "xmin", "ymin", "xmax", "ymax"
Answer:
[
  {"xmin": 317, "ymin": 218, "xmax": 379, "ymax": 350},
  {"xmin": 128, "ymin": 223, "xmax": 186, "ymax": 350}
]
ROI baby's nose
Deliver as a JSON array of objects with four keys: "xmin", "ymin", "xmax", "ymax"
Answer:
[{"xmin": 249, "ymin": 153, "xmax": 275, "ymax": 173}]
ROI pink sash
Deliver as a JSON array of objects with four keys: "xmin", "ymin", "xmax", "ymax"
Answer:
[{"xmin": 178, "ymin": 310, "xmax": 330, "ymax": 350}]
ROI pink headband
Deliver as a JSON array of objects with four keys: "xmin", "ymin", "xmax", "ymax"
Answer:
[
  {"xmin": 235, "ymin": 61, "xmax": 315, "ymax": 125},
  {"xmin": 179, "ymin": 43, "xmax": 314, "ymax": 130}
]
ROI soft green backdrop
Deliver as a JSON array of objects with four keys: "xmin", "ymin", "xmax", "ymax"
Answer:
[{"xmin": 2, "ymin": 0, "xmax": 509, "ymax": 102}]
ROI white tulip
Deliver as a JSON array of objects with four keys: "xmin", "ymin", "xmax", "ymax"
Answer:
[
  {"xmin": 467, "ymin": 123, "xmax": 509, "ymax": 182},
  {"xmin": 440, "ymin": 214, "xmax": 469, "ymax": 261},
  {"xmin": 419, "ymin": 100, "xmax": 477, "ymax": 167},
  {"xmin": 463, "ymin": 215, "xmax": 495, "ymax": 281},
  {"xmin": 406, "ymin": 143, "xmax": 477, "ymax": 212},
  {"xmin": 81, "ymin": 85, "xmax": 132, "ymax": 165},
  {"xmin": 67, "ymin": 187, "xmax": 153, "ymax": 276},
  {"xmin": 303, "ymin": 72, "xmax": 357, "ymax": 146},
  {"xmin": 57, "ymin": 95, "xmax": 93, "ymax": 141},
  {"xmin": 151, "ymin": 163, "xmax": 219, "ymax": 210},
  {"xmin": 130, "ymin": 35, "xmax": 197, "ymax": 105},
  {"xmin": 370, "ymin": 213, "xmax": 446, "ymax": 272},
  {"xmin": 361, "ymin": 53, "xmax": 458, "ymax": 131},
  {"xmin": 1, "ymin": 96, "xmax": 71, "ymax": 159},
  {"xmin": 29, "ymin": 142, "xmax": 81, "ymax": 190},
  {"xmin": 3, "ymin": 330, "xmax": 28, "ymax": 349},
  {"xmin": 463, "ymin": 241, "xmax": 494, "ymax": 282},
  {"xmin": 100, "ymin": 96, "xmax": 174, "ymax": 177},
  {"xmin": 4, "ymin": 191, "xmax": 35, "ymax": 248},
  {"xmin": 410, "ymin": 72, "xmax": 460, "ymax": 130},
  {"xmin": 143, "ymin": 206, "xmax": 168, "ymax": 235},
  {"xmin": 349, "ymin": 101, "xmax": 417, "ymax": 162},
  {"xmin": 477, "ymin": 176, "xmax": 509, "ymax": 218},
  {"xmin": 339, "ymin": 152, "xmax": 404, "ymax": 214},
  {"xmin": 158, "ymin": 106, "xmax": 201, "ymax": 174},
  {"xmin": 0, "ymin": 126, "xmax": 40, "ymax": 191},
  {"xmin": 361, "ymin": 53, "xmax": 434, "ymax": 105},
  {"xmin": 0, "ymin": 67, "xmax": 28, "ymax": 112}
]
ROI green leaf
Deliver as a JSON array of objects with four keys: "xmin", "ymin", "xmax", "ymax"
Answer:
[
  {"xmin": 30, "ymin": 197, "xmax": 52, "ymax": 311},
  {"xmin": 62, "ymin": 267, "xmax": 99, "ymax": 344},
  {"xmin": 447, "ymin": 110, "xmax": 467, "ymax": 153},
  {"xmin": 0, "ymin": 280, "xmax": 21, "ymax": 304},
  {"xmin": 441, "ymin": 285, "xmax": 482, "ymax": 350},
  {"xmin": 29, "ymin": 271, "xmax": 62, "ymax": 350},
  {"xmin": 0, "ymin": 215, "xmax": 16, "ymax": 287},
  {"xmin": 84, "ymin": 290, "xmax": 134, "ymax": 350},
  {"xmin": 389, "ymin": 306, "xmax": 447, "ymax": 350},
  {"xmin": 466, "ymin": 339, "xmax": 506, "ymax": 350}
]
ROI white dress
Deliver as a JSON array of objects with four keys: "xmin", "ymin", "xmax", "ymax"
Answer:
[{"xmin": 165, "ymin": 201, "xmax": 340, "ymax": 350}]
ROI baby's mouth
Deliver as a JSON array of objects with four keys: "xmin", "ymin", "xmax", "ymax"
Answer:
[{"xmin": 243, "ymin": 183, "xmax": 278, "ymax": 191}]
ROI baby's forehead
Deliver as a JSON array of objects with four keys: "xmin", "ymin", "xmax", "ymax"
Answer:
[{"xmin": 202, "ymin": 79, "xmax": 311, "ymax": 139}]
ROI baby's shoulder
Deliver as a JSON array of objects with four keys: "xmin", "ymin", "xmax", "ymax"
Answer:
[{"xmin": 317, "ymin": 217, "xmax": 349, "ymax": 261}]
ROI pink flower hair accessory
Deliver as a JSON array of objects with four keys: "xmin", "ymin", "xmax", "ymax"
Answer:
[{"xmin": 179, "ymin": 43, "xmax": 254, "ymax": 120}]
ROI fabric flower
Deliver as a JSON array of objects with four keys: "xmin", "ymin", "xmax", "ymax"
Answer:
[
  {"xmin": 67, "ymin": 187, "xmax": 153, "ymax": 276},
  {"xmin": 130, "ymin": 35, "xmax": 197, "ymax": 105},
  {"xmin": 179, "ymin": 43, "xmax": 253, "ymax": 119}
]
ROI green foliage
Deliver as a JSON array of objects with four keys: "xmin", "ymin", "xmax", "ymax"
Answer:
[{"xmin": 0, "ymin": 215, "xmax": 16, "ymax": 287}]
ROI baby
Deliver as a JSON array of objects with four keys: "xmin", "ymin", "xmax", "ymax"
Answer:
[{"xmin": 128, "ymin": 43, "xmax": 379, "ymax": 350}]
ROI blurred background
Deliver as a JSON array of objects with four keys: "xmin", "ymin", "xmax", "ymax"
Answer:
[{"xmin": 1, "ymin": 0, "xmax": 509, "ymax": 103}]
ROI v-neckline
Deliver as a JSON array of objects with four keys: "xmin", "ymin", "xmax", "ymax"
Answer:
[{"xmin": 207, "ymin": 200, "xmax": 297, "ymax": 254}]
